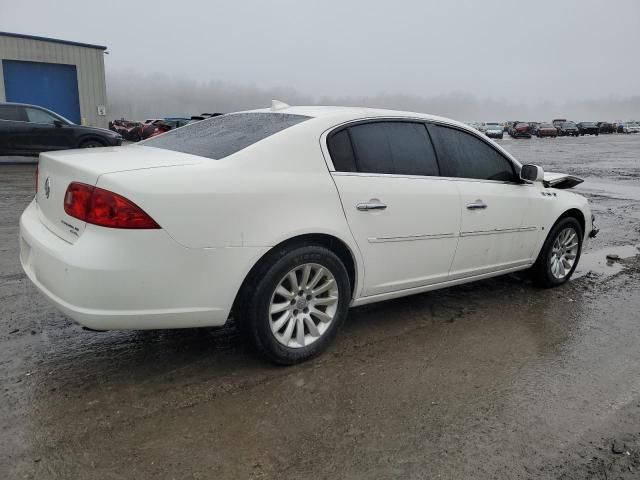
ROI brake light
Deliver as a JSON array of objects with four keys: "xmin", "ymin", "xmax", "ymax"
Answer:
[{"xmin": 63, "ymin": 182, "xmax": 160, "ymax": 229}]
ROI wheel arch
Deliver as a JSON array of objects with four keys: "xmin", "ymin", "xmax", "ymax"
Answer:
[
  {"xmin": 230, "ymin": 233, "xmax": 360, "ymax": 319},
  {"xmin": 556, "ymin": 207, "xmax": 585, "ymax": 236}
]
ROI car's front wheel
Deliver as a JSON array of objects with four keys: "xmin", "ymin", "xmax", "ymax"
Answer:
[
  {"xmin": 80, "ymin": 139, "xmax": 105, "ymax": 148},
  {"xmin": 239, "ymin": 245, "xmax": 350, "ymax": 364},
  {"xmin": 530, "ymin": 217, "xmax": 583, "ymax": 288}
]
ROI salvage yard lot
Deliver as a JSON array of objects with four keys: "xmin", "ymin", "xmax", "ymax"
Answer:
[{"xmin": 1, "ymin": 134, "xmax": 640, "ymax": 479}]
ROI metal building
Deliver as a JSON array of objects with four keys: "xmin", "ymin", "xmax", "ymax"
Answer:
[{"xmin": 0, "ymin": 32, "xmax": 108, "ymax": 128}]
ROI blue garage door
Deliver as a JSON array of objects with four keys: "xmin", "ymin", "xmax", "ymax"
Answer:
[{"xmin": 3, "ymin": 60, "xmax": 81, "ymax": 123}]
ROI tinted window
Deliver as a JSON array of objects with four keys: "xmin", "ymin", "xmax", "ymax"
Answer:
[
  {"xmin": 0, "ymin": 104, "xmax": 26, "ymax": 122},
  {"xmin": 348, "ymin": 122, "xmax": 439, "ymax": 176},
  {"xmin": 143, "ymin": 112, "xmax": 311, "ymax": 160},
  {"xmin": 327, "ymin": 129, "xmax": 356, "ymax": 172},
  {"xmin": 26, "ymin": 107, "xmax": 57, "ymax": 124},
  {"xmin": 428, "ymin": 125, "xmax": 517, "ymax": 182}
]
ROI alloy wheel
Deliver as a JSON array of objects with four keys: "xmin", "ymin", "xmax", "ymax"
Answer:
[
  {"xmin": 549, "ymin": 227, "xmax": 579, "ymax": 279},
  {"xmin": 268, "ymin": 263, "xmax": 339, "ymax": 348}
]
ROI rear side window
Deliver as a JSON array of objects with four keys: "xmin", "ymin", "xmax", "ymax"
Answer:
[
  {"xmin": 0, "ymin": 104, "xmax": 27, "ymax": 122},
  {"xmin": 428, "ymin": 125, "xmax": 517, "ymax": 182},
  {"xmin": 143, "ymin": 112, "xmax": 311, "ymax": 160},
  {"xmin": 331, "ymin": 121, "xmax": 439, "ymax": 176},
  {"xmin": 327, "ymin": 129, "xmax": 357, "ymax": 172}
]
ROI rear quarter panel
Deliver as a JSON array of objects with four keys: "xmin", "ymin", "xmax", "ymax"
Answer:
[{"xmin": 96, "ymin": 121, "xmax": 364, "ymax": 293}]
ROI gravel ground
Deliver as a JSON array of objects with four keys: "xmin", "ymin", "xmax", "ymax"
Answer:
[{"xmin": 1, "ymin": 134, "xmax": 639, "ymax": 479}]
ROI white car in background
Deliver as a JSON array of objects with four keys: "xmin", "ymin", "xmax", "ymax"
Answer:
[
  {"xmin": 20, "ymin": 103, "xmax": 597, "ymax": 364},
  {"xmin": 622, "ymin": 122, "xmax": 640, "ymax": 133}
]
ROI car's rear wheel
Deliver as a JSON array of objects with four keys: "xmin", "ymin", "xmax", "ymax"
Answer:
[
  {"xmin": 530, "ymin": 217, "xmax": 583, "ymax": 288},
  {"xmin": 238, "ymin": 245, "xmax": 350, "ymax": 364}
]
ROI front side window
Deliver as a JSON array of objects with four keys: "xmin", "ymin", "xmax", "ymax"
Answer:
[
  {"xmin": 329, "ymin": 121, "xmax": 439, "ymax": 176},
  {"xmin": 25, "ymin": 107, "xmax": 58, "ymax": 124},
  {"xmin": 428, "ymin": 124, "xmax": 517, "ymax": 182},
  {"xmin": 143, "ymin": 112, "xmax": 311, "ymax": 160}
]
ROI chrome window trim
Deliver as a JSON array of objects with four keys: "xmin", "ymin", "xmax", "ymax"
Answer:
[{"xmin": 320, "ymin": 116, "xmax": 522, "ymax": 179}]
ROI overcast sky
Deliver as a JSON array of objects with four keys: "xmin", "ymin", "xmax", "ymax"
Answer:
[{"xmin": 1, "ymin": 0, "xmax": 639, "ymax": 110}]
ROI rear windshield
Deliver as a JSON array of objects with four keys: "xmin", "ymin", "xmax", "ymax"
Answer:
[{"xmin": 142, "ymin": 112, "xmax": 311, "ymax": 160}]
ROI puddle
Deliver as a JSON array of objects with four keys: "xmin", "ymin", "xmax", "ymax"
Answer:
[{"xmin": 573, "ymin": 244, "xmax": 640, "ymax": 279}]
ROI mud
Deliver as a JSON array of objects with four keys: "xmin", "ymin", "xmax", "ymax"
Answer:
[{"xmin": 1, "ymin": 134, "xmax": 640, "ymax": 479}]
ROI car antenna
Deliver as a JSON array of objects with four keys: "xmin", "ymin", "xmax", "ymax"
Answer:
[{"xmin": 271, "ymin": 100, "xmax": 291, "ymax": 111}]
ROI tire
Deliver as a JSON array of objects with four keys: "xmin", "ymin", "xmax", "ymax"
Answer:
[
  {"xmin": 237, "ymin": 244, "xmax": 350, "ymax": 365},
  {"xmin": 80, "ymin": 139, "xmax": 105, "ymax": 148},
  {"xmin": 530, "ymin": 217, "xmax": 583, "ymax": 288}
]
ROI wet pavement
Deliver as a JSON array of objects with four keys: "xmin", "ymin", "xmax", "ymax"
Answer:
[{"xmin": 1, "ymin": 134, "xmax": 640, "ymax": 479}]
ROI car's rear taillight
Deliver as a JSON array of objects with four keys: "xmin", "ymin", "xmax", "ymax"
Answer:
[{"xmin": 63, "ymin": 182, "xmax": 160, "ymax": 229}]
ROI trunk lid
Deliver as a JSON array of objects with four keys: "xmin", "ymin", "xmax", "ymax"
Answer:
[
  {"xmin": 36, "ymin": 145, "xmax": 202, "ymax": 243},
  {"xmin": 543, "ymin": 171, "xmax": 584, "ymax": 189}
]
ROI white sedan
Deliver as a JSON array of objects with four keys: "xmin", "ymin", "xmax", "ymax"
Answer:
[{"xmin": 20, "ymin": 103, "xmax": 598, "ymax": 364}]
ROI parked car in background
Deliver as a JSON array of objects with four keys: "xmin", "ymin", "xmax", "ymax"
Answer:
[
  {"xmin": 187, "ymin": 113, "xmax": 225, "ymax": 124},
  {"xmin": 139, "ymin": 117, "xmax": 190, "ymax": 140},
  {"xmin": 536, "ymin": 123, "xmax": 558, "ymax": 138},
  {"xmin": 552, "ymin": 119, "xmax": 567, "ymax": 128},
  {"xmin": 528, "ymin": 122, "xmax": 540, "ymax": 136},
  {"xmin": 622, "ymin": 121, "xmax": 640, "ymax": 134},
  {"xmin": 109, "ymin": 119, "xmax": 144, "ymax": 141},
  {"xmin": 484, "ymin": 122, "xmax": 504, "ymax": 139},
  {"xmin": 20, "ymin": 104, "xmax": 596, "ymax": 364},
  {"xmin": 557, "ymin": 122, "xmax": 580, "ymax": 137},
  {"xmin": 509, "ymin": 122, "xmax": 531, "ymax": 138},
  {"xmin": 597, "ymin": 122, "xmax": 614, "ymax": 134},
  {"xmin": 577, "ymin": 122, "xmax": 599, "ymax": 136},
  {"xmin": 0, "ymin": 102, "xmax": 121, "ymax": 155}
]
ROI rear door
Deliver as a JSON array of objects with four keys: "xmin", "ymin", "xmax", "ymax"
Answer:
[
  {"xmin": 427, "ymin": 123, "xmax": 541, "ymax": 279},
  {"xmin": 0, "ymin": 104, "xmax": 31, "ymax": 153},
  {"xmin": 327, "ymin": 120, "xmax": 461, "ymax": 297}
]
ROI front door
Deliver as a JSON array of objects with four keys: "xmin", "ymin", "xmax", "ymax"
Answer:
[
  {"xmin": 426, "ymin": 123, "xmax": 539, "ymax": 279},
  {"xmin": 326, "ymin": 121, "xmax": 461, "ymax": 297},
  {"xmin": 25, "ymin": 106, "xmax": 74, "ymax": 151}
]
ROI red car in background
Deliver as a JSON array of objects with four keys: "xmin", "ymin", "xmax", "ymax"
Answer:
[
  {"xmin": 536, "ymin": 122, "xmax": 558, "ymax": 138},
  {"xmin": 509, "ymin": 122, "xmax": 531, "ymax": 138}
]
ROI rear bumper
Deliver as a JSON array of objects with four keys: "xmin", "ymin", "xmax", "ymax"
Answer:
[{"xmin": 19, "ymin": 200, "xmax": 267, "ymax": 330}]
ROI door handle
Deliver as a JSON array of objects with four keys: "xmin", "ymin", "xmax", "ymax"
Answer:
[
  {"xmin": 466, "ymin": 200, "xmax": 487, "ymax": 210},
  {"xmin": 357, "ymin": 201, "xmax": 387, "ymax": 211}
]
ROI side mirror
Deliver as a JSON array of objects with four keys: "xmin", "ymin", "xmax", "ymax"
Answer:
[
  {"xmin": 520, "ymin": 164, "xmax": 544, "ymax": 183},
  {"xmin": 53, "ymin": 119, "xmax": 64, "ymax": 128}
]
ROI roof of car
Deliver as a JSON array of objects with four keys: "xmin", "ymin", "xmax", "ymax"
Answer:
[
  {"xmin": 247, "ymin": 104, "xmax": 474, "ymax": 132},
  {"xmin": 1, "ymin": 101, "xmax": 44, "ymax": 108}
]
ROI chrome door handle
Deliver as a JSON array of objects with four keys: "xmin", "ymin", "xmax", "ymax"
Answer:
[
  {"xmin": 357, "ymin": 202, "xmax": 387, "ymax": 211},
  {"xmin": 466, "ymin": 200, "xmax": 487, "ymax": 210}
]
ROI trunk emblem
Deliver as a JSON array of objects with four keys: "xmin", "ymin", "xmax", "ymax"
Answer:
[{"xmin": 44, "ymin": 177, "xmax": 51, "ymax": 199}]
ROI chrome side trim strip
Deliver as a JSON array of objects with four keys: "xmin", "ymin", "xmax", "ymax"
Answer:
[
  {"xmin": 369, "ymin": 227, "xmax": 537, "ymax": 243},
  {"xmin": 368, "ymin": 233, "xmax": 457, "ymax": 243},
  {"xmin": 460, "ymin": 226, "xmax": 537, "ymax": 237}
]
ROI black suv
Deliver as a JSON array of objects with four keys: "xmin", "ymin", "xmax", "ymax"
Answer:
[
  {"xmin": 0, "ymin": 102, "xmax": 121, "ymax": 155},
  {"xmin": 557, "ymin": 121, "xmax": 580, "ymax": 137},
  {"xmin": 577, "ymin": 122, "xmax": 599, "ymax": 136}
]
